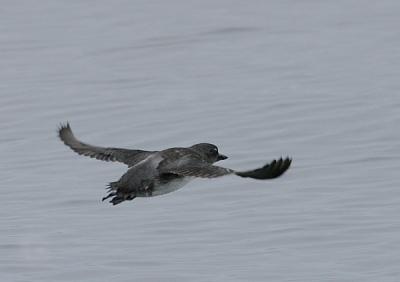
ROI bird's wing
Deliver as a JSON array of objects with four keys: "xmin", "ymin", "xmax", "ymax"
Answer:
[
  {"xmin": 162, "ymin": 162, "xmax": 235, "ymax": 178},
  {"xmin": 58, "ymin": 123, "xmax": 156, "ymax": 167},
  {"xmin": 162, "ymin": 157, "xmax": 292, "ymax": 180},
  {"xmin": 234, "ymin": 157, "xmax": 292, "ymax": 179}
]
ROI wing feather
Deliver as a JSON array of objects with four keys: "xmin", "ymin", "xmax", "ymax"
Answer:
[
  {"xmin": 58, "ymin": 122, "xmax": 155, "ymax": 166},
  {"xmin": 165, "ymin": 164, "xmax": 234, "ymax": 178},
  {"xmin": 162, "ymin": 157, "xmax": 291, "ymax": 180},
  {"xmin": 235, "ymin": 157, "xmax": 292, "ymax": 179}
]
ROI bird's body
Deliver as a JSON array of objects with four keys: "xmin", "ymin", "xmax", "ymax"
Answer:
[
  {"xmin": 107, "ymin": 149, "xmax": 194, "ymax": 199},
  {"xmin": 58, "ymin": 123, "xmax": 291, "ymax": 205}
]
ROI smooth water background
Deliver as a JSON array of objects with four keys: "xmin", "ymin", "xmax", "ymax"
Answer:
[{"xmin": 1, "ymin": 1, "xmax": 400, "ymax": 281}]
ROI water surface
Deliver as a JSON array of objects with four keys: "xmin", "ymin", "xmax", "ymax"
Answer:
[{"xmin": 1, "ymin": 1, "xmax": 400, "ymax": 281}]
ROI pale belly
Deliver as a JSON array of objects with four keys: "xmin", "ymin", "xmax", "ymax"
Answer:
[{"xmin": 146, "ymin": 177, "xmax": 193, "ymax": 197}]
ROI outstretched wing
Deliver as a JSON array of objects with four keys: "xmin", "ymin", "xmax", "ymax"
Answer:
[
  {"xmin": 162, "ymin": 157, "xmax": 291, "ymax": 180},
  {"xmin": 58, "ymin": 122, "xmax": 156, "ymax": 167},
  {"xmin": 235, "ymin": 157, "xmax": 292, "ymax": 179},
  {"xmin": 163, "ymin": 163, "xmax": 235, "ymax": 178}
]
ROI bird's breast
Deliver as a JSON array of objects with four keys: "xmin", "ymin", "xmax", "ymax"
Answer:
[{"xmin": 150, "ymin": 176, "xmax": 193, "ymax": 196}]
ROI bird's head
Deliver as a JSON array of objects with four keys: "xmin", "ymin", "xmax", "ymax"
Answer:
[{"xmin": 190, "ymin": 143, "xmax": 228, "ymax": 163}]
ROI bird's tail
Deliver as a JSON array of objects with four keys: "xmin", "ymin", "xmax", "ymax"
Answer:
[
  {"xmin": 103, "ymin": 181, "xmax": 136, "ymax": 205},
  {"xmin": 106, "ymin": 181, "xmax": 119, "ymax": 191}
]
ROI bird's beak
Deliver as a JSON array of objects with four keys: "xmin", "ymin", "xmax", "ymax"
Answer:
[{"xmin": 217, "ymin": 154, "xmax": 228, "ymax": 161}]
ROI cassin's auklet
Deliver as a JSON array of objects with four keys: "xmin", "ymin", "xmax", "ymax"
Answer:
[{"xmin": 58, "ymin": 123, "xmax": 292, "ymax": 205}]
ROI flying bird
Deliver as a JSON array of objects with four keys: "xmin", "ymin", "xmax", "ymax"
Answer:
[{"xmin": 58, "ymin": 123, "xmax": 291, "ymax": 205}]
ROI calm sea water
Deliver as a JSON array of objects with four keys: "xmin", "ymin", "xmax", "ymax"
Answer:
[{"xmin": 2, "ymin": 1, "xmax": 400, "ymax": 281}]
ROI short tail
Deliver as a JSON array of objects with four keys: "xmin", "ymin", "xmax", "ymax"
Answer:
[
  {"xmin": 106, "ymin": 181, "xmax": 119, "ymax": 191},
  {"xmin": 102, "ymin": 181, "xmax": 136, "ymax": 205}
]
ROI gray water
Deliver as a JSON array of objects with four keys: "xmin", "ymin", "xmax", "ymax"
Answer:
[{"xmin": 2, "ymin": 1, "xmax": 400, "ymax": 281}]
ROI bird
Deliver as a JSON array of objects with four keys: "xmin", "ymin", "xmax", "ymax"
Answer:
[{"xmin": 58, "ymin": 123, "xmax": 292, "ymax": 205}]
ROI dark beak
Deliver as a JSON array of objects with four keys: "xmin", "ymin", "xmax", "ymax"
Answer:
[{"xmin": 217, "ymin": 154, "xmax": 228, "ymax": 161}]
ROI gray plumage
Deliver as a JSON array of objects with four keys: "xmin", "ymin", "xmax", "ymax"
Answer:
[{"xmin": 58, "ymin": 123, "xmax": 292, "ymax": 205}]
